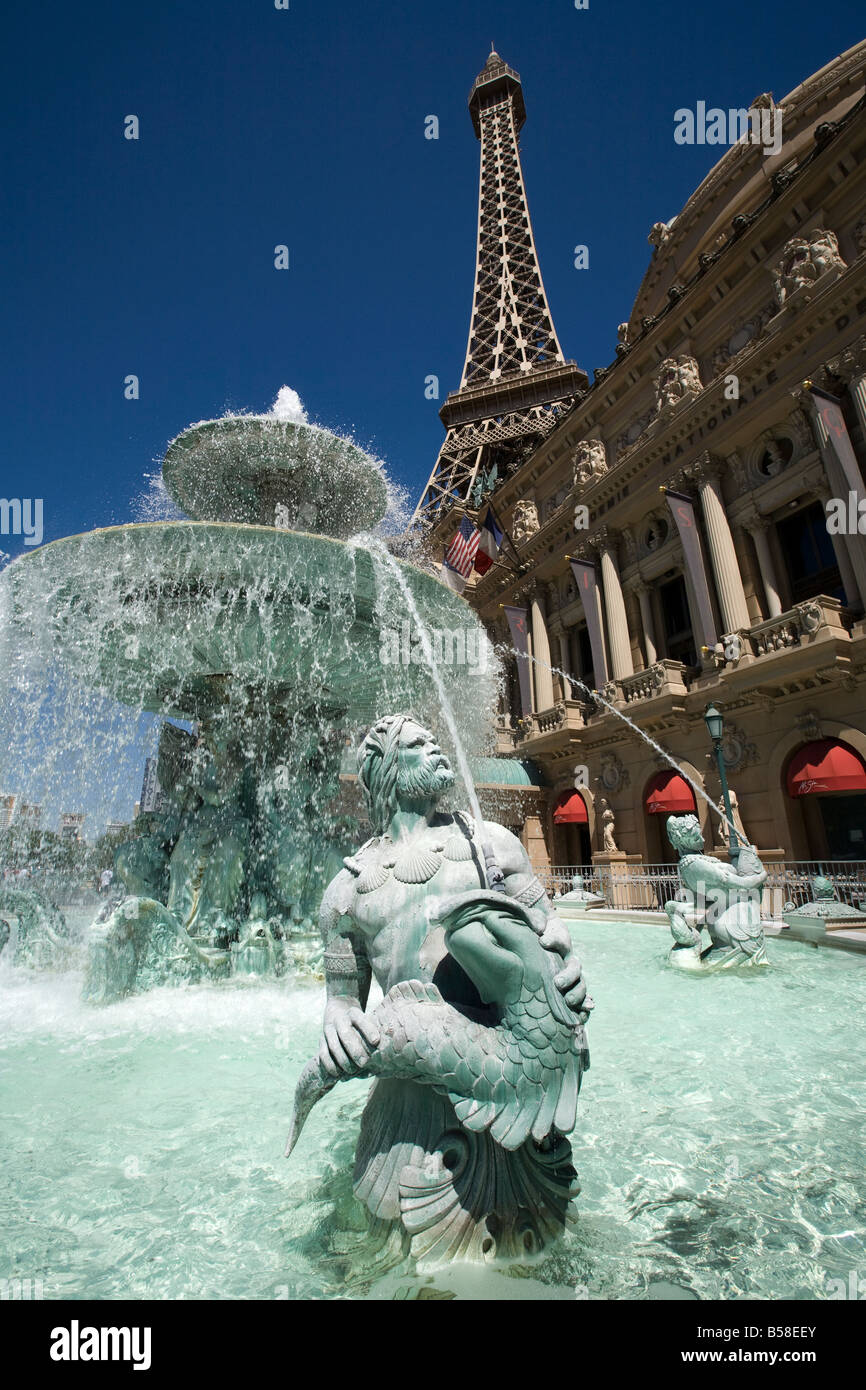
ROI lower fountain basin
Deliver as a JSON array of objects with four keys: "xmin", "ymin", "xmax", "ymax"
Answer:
[
  {"xmin": 1, "ymin": 918, "xmax": 863, "ymax": 1299},
  {"xmin": 3, "ymin": 522, "xmax": 494, "ymax": 726}
]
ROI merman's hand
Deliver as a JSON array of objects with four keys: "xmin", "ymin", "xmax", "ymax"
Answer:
[
  {"xmin": 538, "ymin": 919, "xmax": 594, "ymax": 1023},
  {"xmin": 318, "ymin": 997, "xmax": 381, "ymax": 1078}
]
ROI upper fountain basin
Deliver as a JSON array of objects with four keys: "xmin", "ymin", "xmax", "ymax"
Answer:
[
  {"xmin": 162, "ymin": 417, "xmax": 389, "ymax": 536},
  {"xmin": 2, "ymin": 522, "xmax": 494, "ymax": 728}
]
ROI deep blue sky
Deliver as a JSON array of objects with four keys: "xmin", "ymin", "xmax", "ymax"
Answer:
[{"xmin": 2, "ymin": 0, "xmax": 863, "ymax": 561}]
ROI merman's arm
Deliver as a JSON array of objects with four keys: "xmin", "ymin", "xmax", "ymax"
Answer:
[
  {"xmin": 317, "ymin": 870, "xmax": 379, "ymax": 1078},
  {"xmin": 484, "ymin": 821, "xmax": 592, "ymax": 1021}
]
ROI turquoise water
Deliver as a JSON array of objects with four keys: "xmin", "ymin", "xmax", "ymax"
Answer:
[{"xmin": 1, "ymin": 921, "xmax": 864, "ymax": 1301}]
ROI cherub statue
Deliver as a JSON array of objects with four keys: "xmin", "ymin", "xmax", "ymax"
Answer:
[
  {"xmin": 285, "ymin": 714, "xmax": 592, "ymax": 1263},
  {"xmin": 665, "ymin": 813, "xmax": 768, "ymax": 972}
]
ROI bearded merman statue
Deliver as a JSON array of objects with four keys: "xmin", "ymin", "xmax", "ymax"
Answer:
[{"xmin": 285, "ymin": 713, "xmax": 593, "ymax": 1265}]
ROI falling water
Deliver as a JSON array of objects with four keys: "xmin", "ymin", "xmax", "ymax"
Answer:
[
  {"xmin": 365, "ymin": 539, "xmax": 489, "ymax": 837},
  {"xmin": 505, "ymin": 647, "xmax": 742, "ymax": 847}
]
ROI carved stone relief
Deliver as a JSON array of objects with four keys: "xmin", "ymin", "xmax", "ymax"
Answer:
[
  {"xmin": 512, "ymin": 499, "xmax": 540, "ymax": 544},
  {"xmin": 654, "ymin": 355, "xmax": 703, "ymax": 417},
  {"xmin": 771, "ymin": 228, "xmax": 846, "ymax": 307}
]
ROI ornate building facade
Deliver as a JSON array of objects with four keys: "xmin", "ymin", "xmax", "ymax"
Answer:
[{"xmin": 422, "ymin": 43, "xmax": 866, "ymax": 873}]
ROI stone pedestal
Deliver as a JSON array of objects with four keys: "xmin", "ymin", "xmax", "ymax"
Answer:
[{"xmin": 591, "ymin": 852, "xmax": 644, "ymax": 910}]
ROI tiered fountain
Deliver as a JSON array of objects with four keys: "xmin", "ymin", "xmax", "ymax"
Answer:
[{"xmin": 1, "ymin": 390, "xmax": 498, "ymax": 999}]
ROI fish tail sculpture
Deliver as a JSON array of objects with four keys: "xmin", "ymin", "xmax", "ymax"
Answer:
[{"xmin": 286, "ymin": 891, "xmax": 588, "ymax": 1158}]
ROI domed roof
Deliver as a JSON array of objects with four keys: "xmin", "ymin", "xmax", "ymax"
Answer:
[
  {"xmin": 627, "ymin": 38, "xmax": 866, "ymax": 331},
  {"xmin": 469, "ymin": 757, "xmax": 546, "ymax": 787}
]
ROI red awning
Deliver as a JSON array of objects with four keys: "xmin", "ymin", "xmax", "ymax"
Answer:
[
  {"xmin": 786, "ymin": 739, "xmax": 866, "ymax": 797},
  {"xmin": 645, "ymin": 770, "xmax": 697, "ymax": 815},
  {"xmin": 553, "ymin": 790, "xmax": 589, "ymax": 824}
]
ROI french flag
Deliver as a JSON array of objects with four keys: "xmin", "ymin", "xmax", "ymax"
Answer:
[{"xmin": 473, "ymin": 507, "xmax": 504, "ymax": 576}]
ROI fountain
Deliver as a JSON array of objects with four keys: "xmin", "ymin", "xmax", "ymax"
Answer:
[{"xmin": 0, "ymin": 390, "xmax": 499, "ymax": 1001}]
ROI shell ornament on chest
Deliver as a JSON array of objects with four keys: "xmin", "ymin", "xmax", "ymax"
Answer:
[{"xmin": 345, "ymin": 817, "xmax": 476, "ymax": 895}]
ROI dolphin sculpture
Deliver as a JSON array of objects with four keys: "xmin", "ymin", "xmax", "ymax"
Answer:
[{"xmin": 286, "ymin": 890, "xmax": 589, "ymax": 1157}]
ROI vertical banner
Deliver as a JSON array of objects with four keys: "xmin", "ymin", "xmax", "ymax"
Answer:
[
  {"xmin": 807, "ymin": 384, "xmax": 866, "ymax": 495},
  {"xmin": 568, "ymin": 557, "xmax": 608, "ymax": 688},
  {"xmin": 502, "ymin": 605, "xmax": 533, "ymax": 718},
  {"xmin": 663, "ymin": 489, "xmax": 717, "ymax": 649}
]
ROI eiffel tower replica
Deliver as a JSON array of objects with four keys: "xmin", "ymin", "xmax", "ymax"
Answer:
[{"xmin": 412, "ymin": 48, "xmax": 588, "ymax": 531}]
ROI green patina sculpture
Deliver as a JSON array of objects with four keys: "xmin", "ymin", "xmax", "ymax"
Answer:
[
  {"xmin": 0, "ymin": 885, "xmax": 75, "ymax": 970},
  {"xmin": 286, "ymin": 714, "xmax": 592, "ymax": 1264},
  {"xmin": 665, "ymin": 813, "xmax": 769, "ymax": 972}
]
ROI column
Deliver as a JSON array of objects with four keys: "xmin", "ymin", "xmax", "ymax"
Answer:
[
  {"xmin": 695, "ymin": 459, "xmax": 751, "ymax": 633},
  {"xmin": 530, "ymin": 587, "xmax": 554, "ymax": 711},
  {"xmin": 596, "ymin": 531, "xmax": 634, "ymax": 680},
  {"xmin": 633, "ymin": 581, "xmax": 658, "ymax": 665},
  {"xmin": 746, "ymin": 518, "xmax": 783, "ymax": 618}
]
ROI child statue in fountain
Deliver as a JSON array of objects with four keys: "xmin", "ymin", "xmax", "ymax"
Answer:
[
  {"xmin": 308, "ymin": 712, "xmax": 592, "ymax": 1262},
  {"xmin": 665, "ymin": 812, "xmax": 768, "ymax": 972}
]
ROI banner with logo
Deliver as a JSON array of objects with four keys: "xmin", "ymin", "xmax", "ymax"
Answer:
[
  {"xmin": 568, "ymin": 557, "xmax": 608, "ymax": 688},
  {"xmin": 808, "ymin": 385, "xmax": 866, "ymax": 496},
  {"xmin": 502, "ymin": 605, "xmax": 533, "ymax": 717},
  {"xmin": 663, "ymin": 489, "xmax": 717, "ymax": 649}
]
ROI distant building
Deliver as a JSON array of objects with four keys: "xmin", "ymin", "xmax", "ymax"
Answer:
[
  {"xmin": 106, "ymin": 822, "xmax": 129, "ymax": 837},
  {"xmin": 60, "ymin": 813, "xmax": 86, "ymax": 842},
  {"xmin": 139, "ymin": 757, "xmax": 162, "ymax": 814},
  {"xmin": 16, "ymin": 803, "xmax": 42, "ymax": 827},
  {"xmin": 0, "ymin": 795, "xmax": 15, "ymax": 830},
  {"xmin": 419, "ymin": 44, "xmax": 866, "ymax": 870}
]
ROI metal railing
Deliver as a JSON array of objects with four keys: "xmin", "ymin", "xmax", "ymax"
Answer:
[{"xmin": 541, "ymin": 860, "xmax": 866, "ymax": 918}]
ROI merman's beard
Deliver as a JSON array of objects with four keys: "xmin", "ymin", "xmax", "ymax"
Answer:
[{"xmin": 397, "ymin": 759, "xmax": 455, "ymax": 803}]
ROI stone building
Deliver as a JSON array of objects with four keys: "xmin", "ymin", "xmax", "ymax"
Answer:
[{"xmin": 421, "ymin": 43, "xmax": 866, "ymax": 874}]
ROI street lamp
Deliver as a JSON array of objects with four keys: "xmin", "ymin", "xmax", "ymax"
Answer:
[{"xmin": 704, "ymin": 701, "xmax": 739, "ymax": 858}]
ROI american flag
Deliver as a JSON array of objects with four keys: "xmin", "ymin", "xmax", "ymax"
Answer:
[{"xmin": 444, "ymin": 516, "xmax": 480, "ymax": 579}]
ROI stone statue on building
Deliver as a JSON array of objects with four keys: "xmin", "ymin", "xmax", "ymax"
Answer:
[
  {"xmin": 598, "ymin": 797, "xmax": 619, "ymax": 853},
  {"xmin": 572, "ymin": 439, "xmax": 608, "ymax": 487},
  {"xmin": 285, "ymin": 713, "xmax": 592, "ymax": 1264},
  {"xmin": 648, "ymin": 220, "xmax": 673, "ymax": 251},
  {"xmin": 772, "ymin": 228, "xmax": 846, "ymax": 306},
  {"xmin": 654, "ymin": 355, "xmax": 702, "ymax": 416},
  {"xmin": 511, "ymin": 498, "xmax": 540, "ymax": 544},
  {"xmin": 665, "ymin": 813, "xmax": 768, "ymax": 972},
  {"xmin": 715, "ymin": 788, "xmax": 749, "ymax": 849}
]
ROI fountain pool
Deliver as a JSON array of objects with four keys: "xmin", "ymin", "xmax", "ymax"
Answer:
[{"xmin": 2, "ymin": 918, "xmax": 863, "ymax": 1300}]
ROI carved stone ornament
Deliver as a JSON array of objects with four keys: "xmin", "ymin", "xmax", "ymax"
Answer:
[
  {"xmin": 654, "ymin": 355, "xmax": 703, "ymax": 417},
  {"xmin": 572, "ymin": 439, "xmax": 608, "ymax": 487},
  {"xmin": 771, "ymin": 228, "xmax": 847, "ymax": 307},
  {"xmin": 648, "ymin": 220, "xmax": 673, "ymax": 251},
  {"xmin": 615, "ymin": 409, "xmax": 654, "ymax": 459},
  {"xmin": 797, "ymin": 708, "xmax": 822, "ymax": 742},
  {"xmin": 597, "ymin": 750, "xmax": 630, "ymax": 794},
  {"xmin": 854, "ymin": 219, "xmax": 866, "ymax": 255},
  {"xmin": 710, "ymin": 303, "xmax": 775, "ymax": 374},
  {"xmin": 511, "ymin": 498, "xmax": 540, "ymax": 544},
  {"xmin": 719, "ymin": 723, "xmax": 758, "ymax": 772}
]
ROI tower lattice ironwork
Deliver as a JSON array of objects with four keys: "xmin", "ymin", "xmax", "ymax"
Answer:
[{"xmin": 412, "ymin": 50, "xmax": 587, "ymax": 528}]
